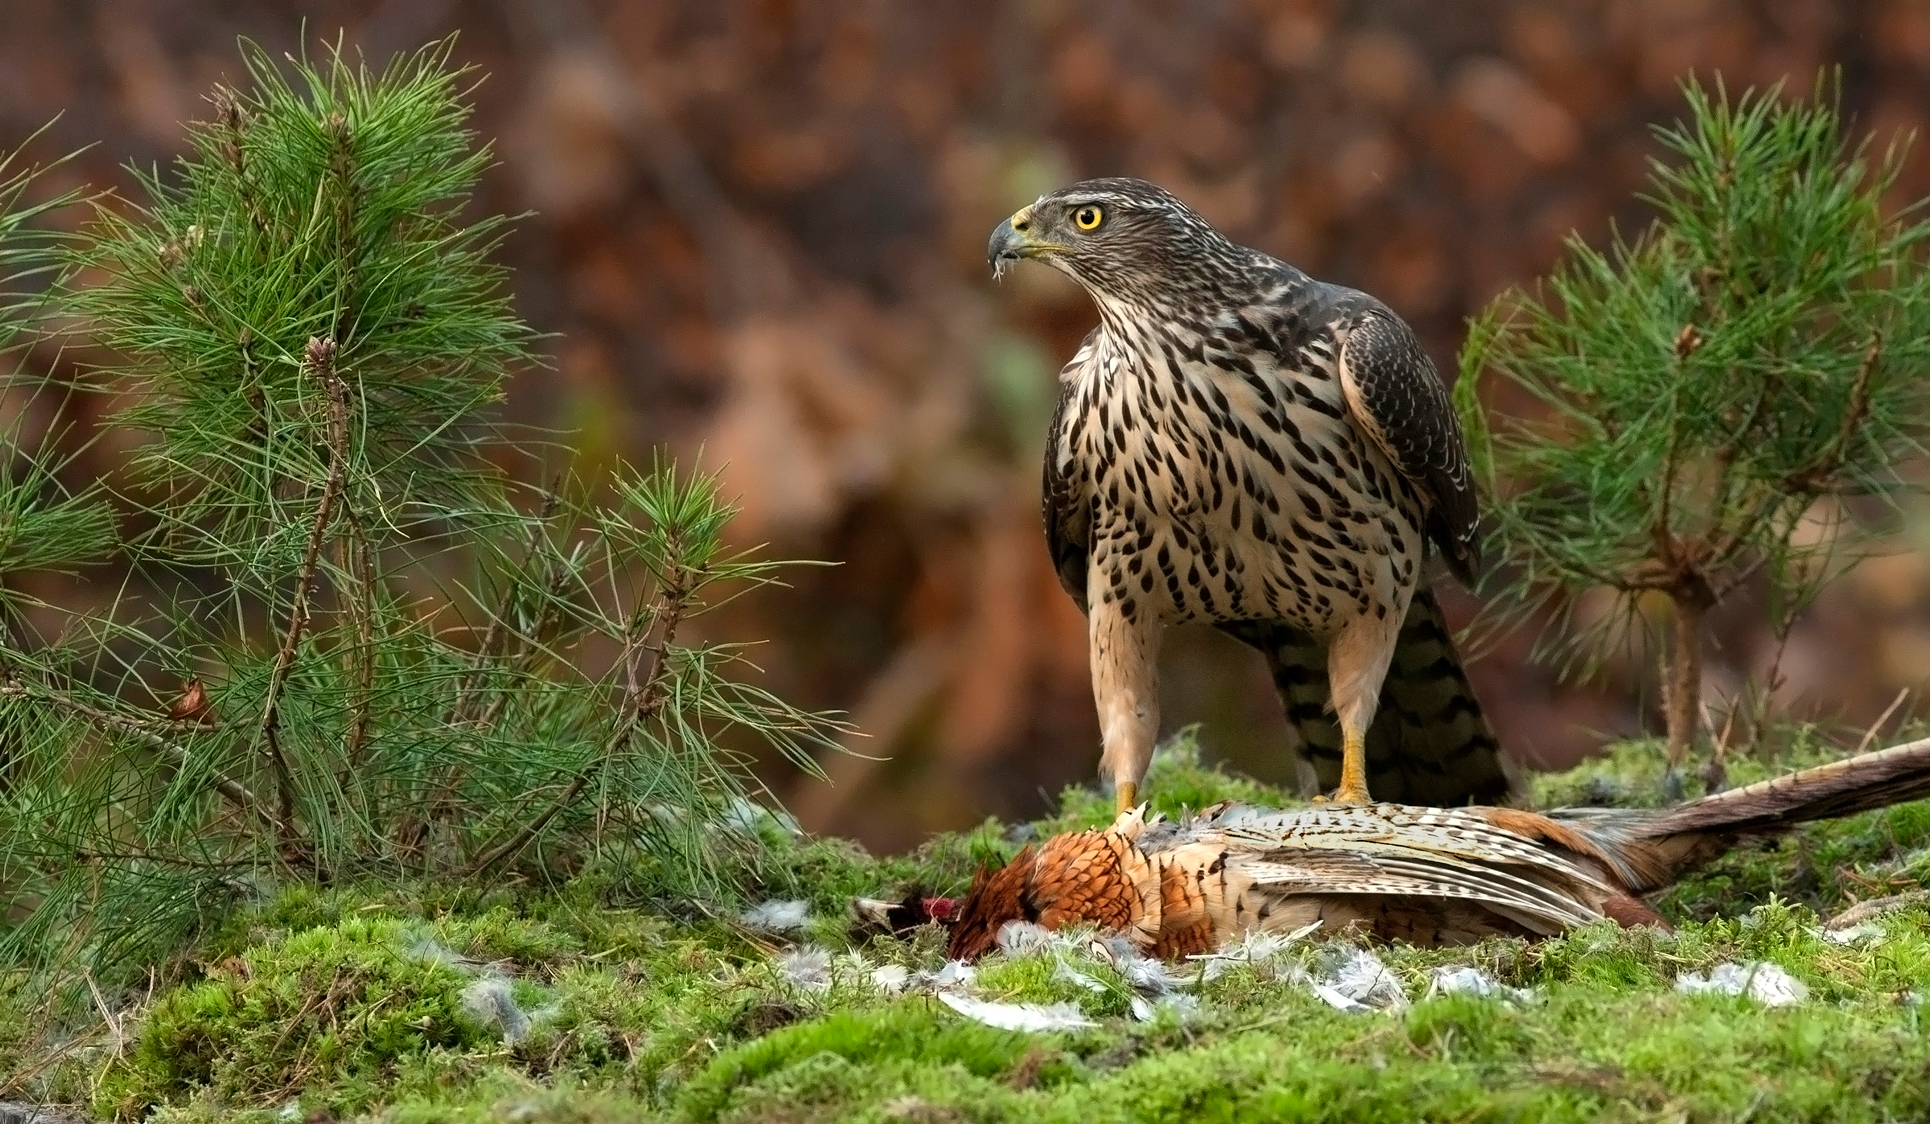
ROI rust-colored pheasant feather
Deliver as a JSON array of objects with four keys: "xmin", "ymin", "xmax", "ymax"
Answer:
[{"xmin": 948, "ymin": 737, "xmax": 1930, "ymax": 960}]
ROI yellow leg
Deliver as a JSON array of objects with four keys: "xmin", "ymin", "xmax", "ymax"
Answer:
[
  {"xmin": 1332, "ymin": 728, "xmax": 1371, "ymax": 804},
  {"xmin": 1114, "ymin": 780, "xmax": 1139, "ymax": 814}
]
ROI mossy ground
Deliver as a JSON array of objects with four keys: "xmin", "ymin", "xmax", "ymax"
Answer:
[{"xmin": 7, "ymin": 733, "xmax": 1930, "ymax": 1124}]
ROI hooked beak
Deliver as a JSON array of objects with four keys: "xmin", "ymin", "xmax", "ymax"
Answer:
[{"xmin": 987, "ymin": 205, "xmax": 1051, "ymax": 278}]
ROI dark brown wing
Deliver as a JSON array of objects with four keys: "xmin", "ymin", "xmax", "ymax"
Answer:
[
  {"xmin": 1336, "ymin": 306, "xmax": 1480, "ymax": 585},
  {"xmin": 1042, "ymin": 328, "xmax": 1099, "ymax": 612}
]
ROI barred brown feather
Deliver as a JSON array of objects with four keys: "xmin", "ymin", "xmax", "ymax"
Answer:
[{"xmin": 946, "ymin": 737, "xmax": 1930, "ymax": 959}]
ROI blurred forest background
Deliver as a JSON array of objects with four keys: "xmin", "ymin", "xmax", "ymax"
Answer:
[{"xmin": 6, "ymin": 0, "xmax": 1930, "ymax": 852}]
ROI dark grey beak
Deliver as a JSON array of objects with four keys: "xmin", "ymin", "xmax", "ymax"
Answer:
[{"xmin": 988, "ymin": 217, "xmax": 1026, "ymax": 277}]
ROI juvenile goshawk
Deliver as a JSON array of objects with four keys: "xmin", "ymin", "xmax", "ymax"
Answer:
[{"xmin": 987, "ymin": 177, "xmax": 1512, "ymax": 812}]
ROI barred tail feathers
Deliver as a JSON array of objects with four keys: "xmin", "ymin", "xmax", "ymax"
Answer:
[{"xmin": 1219, "ymin": 586, "xmax": 1516, "ymax": 807}]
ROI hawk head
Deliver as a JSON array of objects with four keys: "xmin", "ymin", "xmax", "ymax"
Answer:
[{"xmin": 987, "ymin": 177, "xmax": 1239, "ymax": 305}]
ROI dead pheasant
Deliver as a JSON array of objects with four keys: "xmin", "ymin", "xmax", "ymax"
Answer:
[{"xmin": 947, "ymin": 738, "xmax": 1930, "ymax": 960}]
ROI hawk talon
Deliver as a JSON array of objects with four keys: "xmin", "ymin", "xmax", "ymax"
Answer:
[{"xmin": 1114, "ymin": 780, "xmax": 1139, "ymax": 814}]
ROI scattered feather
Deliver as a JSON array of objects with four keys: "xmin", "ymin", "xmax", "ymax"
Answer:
[
  {"xmin": 938, "ymin": 992, "xmax": 1097, "ymax": 1032},
  {"xmin": 995, "ymin": 920, "xmax": 1058, "ymax": 956},
  {"xmin": 1053, "ymin": 958, "xmax": 1109, "ymax": 994},
  {"xmin": 1130, "ymin": 993, "xmax": 1202, "ymax": 1023},
  {"xmin": 1090, "ymin": 936, "xmax": 1183, "ymax": 993},
  {"xmin": 1425, "ymin": 966, "xmax": 1536, "ymax": 1004},
  {"xmin": 741, "ymin": 899, "xmax": 811, "ymax": 932},
  {"xmin": 777, "ymin": 945, "xmax": 834, "ymax": 991},
  {"xmin": 870, "ymin": 964, "xmax": 911, "ymax": 994},
  {"xmin": 719, "ymin": 796, "xmax": 803, "ymax": 838},
  {"xmin": 1315, "ymin": 947, "xmax": 1408, "ymax": 1011},
  {"xmin": 1186, "ymin": 923, "xmax": 1318, "ymax": 982},
  {"xmin": 1305, "ymin": 978, "xmax": 1372, "ymax": 1012},
  {"xmin": 1818, "ymin": 922, "xmax": 1884, "ymax": 946},
  {"xmin": 461, "ymin": 977, "xmax": 531, "ymax": 1044},
  {"xmin": 930, "ymin": 959, "xmax": 977, "ymax": 990},
  {"xmin": 406, "ymin": 937, "xmax": 481, "ymax": 974},
  {"xmin": 1675, "ymin": 962, "xmax": 1808, "ymax": 1007}
]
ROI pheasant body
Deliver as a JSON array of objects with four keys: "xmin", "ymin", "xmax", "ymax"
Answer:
[{"xmin": 947, "ymin": 738, "xmax": 1930, "ymax": 960}]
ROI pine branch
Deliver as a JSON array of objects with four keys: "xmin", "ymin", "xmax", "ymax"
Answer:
[
  {"xmin": 451, "ymin": 484, "xmax": 564, "ymax": 725},
  {"xmin": 1785, "ymin": 333, "xmax": 1881, "ymax": 493},
  {"xmin": 0, "ymin": 39, "xmax": 848, "ymax": 1006},
  {"xmin": 0, "ymin": 680, "xmax": 274, "ymax": 828},
  {"xmin": 464, "ymin": 580, "xmax": 690, "ymax": 877},
  {"xmin": 254, "ymin": 336, "xmax": 350, "ymax": 840},
  {"xmin": 1459, "ymin": 75, "xmax": 1930, "ymax": 774}
]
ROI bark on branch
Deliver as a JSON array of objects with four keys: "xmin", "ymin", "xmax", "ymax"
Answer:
[
  {"xmin": 0, "ymin": 680, "xmax": 277, "ymax": 830},
  {"xmin": 254, "ymin": 336, "xmax": 351, "ymax": 840}
]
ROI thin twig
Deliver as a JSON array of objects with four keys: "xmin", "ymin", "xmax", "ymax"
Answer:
[
  {"xmin": 1650, "ymin": 325, "xmax": 1702, "ymax": 566},
  {"xmin": 452, "ymin": 484, "xmax": 562, "ymax": 725},
  {"xmin": 1786, "ymin": 333, "xmax": 1881, "ymax": 493},
  {"xmin": 256, "ymin": 336, "xmax": 351, "ymax": 840},
  {"xmin": 340, "ymin": 507, "xmax": 376, "ymax": 774},
  {"xmin": 1827, "ymin": 888, "xmax": 1930, "ymax": 930},
  {"xmin": 85, "ymin": 971, "xmax": 126, "ymax": 1061},
  {"xmin": 74, "ymin": 847, "xmax": 258, "ymax": 871},
  {"xmin": 1855, "ymin": 687, "xmax": 1911, "ymax": 756}
]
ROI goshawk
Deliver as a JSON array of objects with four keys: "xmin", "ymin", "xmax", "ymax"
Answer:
[{"xmin": 988, "ymin": 177, "xmax": 1512, "ymax": 811}]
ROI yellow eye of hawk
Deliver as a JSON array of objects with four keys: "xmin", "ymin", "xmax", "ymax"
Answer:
[{"xmin": 1074, "ymin": 205, "xmax": 1103, "ymax": 230}]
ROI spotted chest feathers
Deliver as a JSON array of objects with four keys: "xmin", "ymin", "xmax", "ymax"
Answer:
[{"xmin": 1054, "ymin": 285, "xmax": 1428, "ymax": 638}]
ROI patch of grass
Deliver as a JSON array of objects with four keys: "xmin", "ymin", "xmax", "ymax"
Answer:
[
  {"xmin": 1035, "ymin": 729, "xmax": 1300, "ymax": 837},
  {"xmin": 33, "ymin": 736, "xmax": 1930, "ymax": 1124}
]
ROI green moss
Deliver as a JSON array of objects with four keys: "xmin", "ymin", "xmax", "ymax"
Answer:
[
  {"xmin": 676, "ymin": 1004, "xmax": 1079, "ymax": 1123},
  {"xmin": 42, "ymin": 738, "xmax": 1930, "ymax": 1124},
  {"xmin": 95, "ymin": 916, "xmax": 528, "ymax": 1119},
  {"xmin": 971, "ymin": 949, "xmax": 1134, "ymax": 1020}
]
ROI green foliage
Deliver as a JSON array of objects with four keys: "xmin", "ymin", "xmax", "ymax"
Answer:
[
  {"xmin": 9, "ymin": 744, "xmax": 1928, "ymax": 1123},
  {"xmin": 1456, "ymin": 76, "xmax": 1930, "ymax": 769},
  {"xmin": 73, "ymin": 39, "xmax": 524, "ymax": 553},
  {"xmin": 0, "ymin": 37, "xmax": 844, "ymax": 1041}
]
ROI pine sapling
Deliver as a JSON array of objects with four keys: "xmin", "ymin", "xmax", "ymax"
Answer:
[{"xmin": 1458, "ymin": 77, "xmax": 1930, "ymax": 786}]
